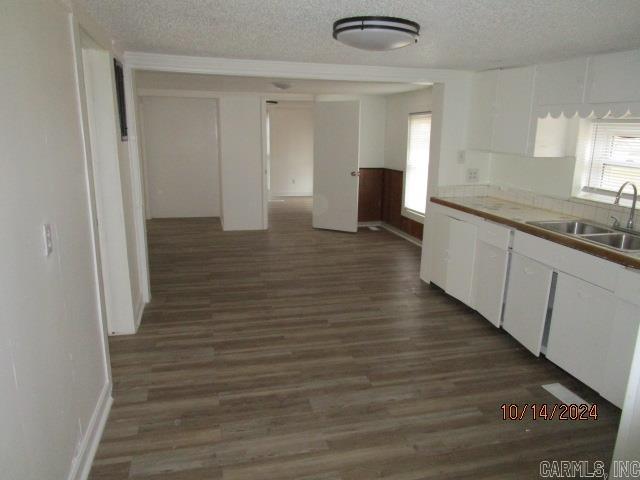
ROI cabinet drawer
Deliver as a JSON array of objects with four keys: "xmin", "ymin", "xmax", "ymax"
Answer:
[
  {"xmin": 513, "ymin": 231, "xmax": 620, "ymax": 290},
  {"xmin": 478, "ymin": 221, "xmax": 512, "ymax": 250},
  {"xmin": 615, "ymin": 268, "xmax": 640, "ymax": 307}
]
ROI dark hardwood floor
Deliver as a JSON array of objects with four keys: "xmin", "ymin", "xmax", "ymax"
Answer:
[{"xmin": 89, "ymin": 197, "xmax": 620, "ymax": 480}]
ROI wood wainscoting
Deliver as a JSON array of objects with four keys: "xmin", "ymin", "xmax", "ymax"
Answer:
[{"xmin": 358, "ymin": 168, "xmax": 424, "ymax": 241}]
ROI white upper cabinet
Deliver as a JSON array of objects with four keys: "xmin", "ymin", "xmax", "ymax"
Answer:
[
  {"xmin": 586, "ymin": 49, "xmax": 640, "ymax": 104},
  {"xmin": 467, "ymin": 70, "xmax": 498, "ymax": 152},
  {"xmin": 492, "ymin": 66, "xmax": 536, "ymax": 156},
  {"xmin": 534, "ymin": 57, "xmax": 588, "ymax": 106}
]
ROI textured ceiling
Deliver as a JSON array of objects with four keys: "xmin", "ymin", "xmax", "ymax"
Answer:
[
  {"xmin": 80, "ymin": 0, "xmax": 640, "ymax": 70},
  {"xmin": 135, "ymin": 71, "xmax": 426, "ymax": 95}
]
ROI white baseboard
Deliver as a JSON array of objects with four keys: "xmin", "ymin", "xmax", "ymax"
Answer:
[
  {"xmin": 358, "ymin": 221, "xmax": 422, "ymax": 247},
  {"xmin": 380, "ymin": 223, "xmax": 422, "ymax": 247},
  {"xmin": 271, "ymin": 192, "xmax": 312, "ymax": 197},
  {"xmin": 66, "ymin": 382, "xmax": 113, "ymax": 480}
]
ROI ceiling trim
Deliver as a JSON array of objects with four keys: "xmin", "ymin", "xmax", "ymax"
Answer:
[
  {"xmin": 123, "ymin": 51, "xmax": 458, "ymax": 84},
  {"xmin": 137, "ymin": 88, "xmax": 314, "ymax": 101}
]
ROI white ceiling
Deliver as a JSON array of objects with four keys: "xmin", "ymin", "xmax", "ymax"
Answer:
[
  {"xmin": 135, "ymin": 71, "xmax": 427, "ymax": 95},
  {"xmin": 80, "ymin": 0, "xmax": 640, "ymax": 70}
]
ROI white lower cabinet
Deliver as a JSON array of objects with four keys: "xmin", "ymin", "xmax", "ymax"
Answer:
[
  {"xmin": 428, "ymin": 202, "xmax": 640, "ymax": 409},
  {"xmin": 601, "ymin": 300, "xmax": 640, "ymax": 408},
  {"xmin": 446, "ymin": 218, "xmax": 478, "ymax": 305},
  {"xmin": 546, "ymin": 273, "xmax": 639, "ymax": 408},
  {"xmin": 502, "ymin": 253, "xmax": 554, "ymax": 356},
  {"xmin": 546, "ymin": 273, "xmax": 614, "ymax": 394},
  {"xmin": 430, "ymin": 210, "xmax": 451, "ymax": 289},
  {"xmin": 473, "ymin": 241, "xmax": 509, "ymax": 327},
  {"xmin": 429, "ymin": 210, "xmax": 477, "ymax": 306}
]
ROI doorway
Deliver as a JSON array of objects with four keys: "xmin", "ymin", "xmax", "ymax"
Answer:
[{"xmin": 266, "ymin": 100, "xmax": 314, "ymax": 228}]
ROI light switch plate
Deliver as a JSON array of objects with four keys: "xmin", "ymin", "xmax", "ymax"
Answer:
[{"xmin": 43, "ymin": 224, "xmax": 53, "ymax": 257}]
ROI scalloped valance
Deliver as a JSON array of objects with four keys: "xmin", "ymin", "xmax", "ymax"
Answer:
[{"xmin": 535, "ymin": 102, "xmax": 640, "ymax": 119}]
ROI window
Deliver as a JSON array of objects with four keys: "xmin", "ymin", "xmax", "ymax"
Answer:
[
  {"xmin": 584, "ymin": 120, "xmax": 640, "ymax": 193},
  {"xmin": 403, "ymin": 112, "xmax": 432, "ymax": 218}
]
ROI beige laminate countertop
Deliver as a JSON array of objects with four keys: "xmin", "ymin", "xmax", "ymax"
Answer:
[{"xmin": 431, "ymin": 196, "xmax": 640, "ymax": 269}]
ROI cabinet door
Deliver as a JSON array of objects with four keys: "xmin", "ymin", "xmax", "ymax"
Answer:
[
  {"xmin": 600, "ymin": 301, "xmax": 639, "ymax": 408},
  {"xmin": 503, "ymin": 253, "xmax": 554, "ymax": 356},
  {"xmin": 429, "ymin": 211, "xmax": 450, "ymax": 289},
  {"xmin": 585, "ymin": 50, "xmax": 640, "ymax": 104},
  {"xmin": 473, "ymin": 241, "xmax": 509, "ymax": 327},
  {"xmin": 445, "ymin": 217, "xmax": 477, "ymax": 306},
  {"xmin": 492, "ymin": 66, "xmax": 536, "ymax": 156},
  {"xmin": 546, "ymin": 273, "xmax": 614, "ymax": 393}
]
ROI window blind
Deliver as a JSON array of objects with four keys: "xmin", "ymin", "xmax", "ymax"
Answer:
[
  {"xmin": 404, "ymin": 113, "xmax": 432, "ymax": 215},
  {"xmin": 586, "ymin": 120, "xmax": 640, "ymax": 192}
]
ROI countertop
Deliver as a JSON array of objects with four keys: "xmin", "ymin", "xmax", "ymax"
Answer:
[{"xmin": 431, "ymin": 196, "xmax": 640, "ymax": 270}]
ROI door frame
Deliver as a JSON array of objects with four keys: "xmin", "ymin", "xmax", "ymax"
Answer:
[
  {"xmin": 261, "ymin": 97, "xmax": 269, "ymax": 229},
  {"xmin": 72, "ymin": 26, "xmax": 137, "ymax": 335},
  {"xmin": 69, "ymin": 23, "xmax": 112, "ymax": 381}
]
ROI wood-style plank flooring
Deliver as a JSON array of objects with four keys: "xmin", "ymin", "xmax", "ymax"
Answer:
[{"xmin": 90, "ymin": 197, "xmax": 620, "ymax": 480}]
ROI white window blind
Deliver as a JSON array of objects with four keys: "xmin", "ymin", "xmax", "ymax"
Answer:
[
  {"xmin": 585, "ymin": 120, "xmax": 640, "ymax": 192},
  {"xmin": 404, "ymin": 113, "xmax": 431, "ymax": 216}
]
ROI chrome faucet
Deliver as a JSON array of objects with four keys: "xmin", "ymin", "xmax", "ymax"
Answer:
[{"xmin": 613, "ymin": 181, "xmax": 638, "ymax": 230}]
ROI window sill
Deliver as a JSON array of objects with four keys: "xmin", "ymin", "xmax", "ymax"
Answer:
[{"xmin": 402, "ymin": 208, "xmax": 425, "ymax": 224}]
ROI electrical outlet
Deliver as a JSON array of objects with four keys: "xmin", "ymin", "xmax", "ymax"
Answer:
[
  {"xmin": 466, "ymin": 168, "xmax": 479, "ymax": 183},
  {"xmin": 43, "ymin": 223, "xmax": 53, "ymax": 257}
]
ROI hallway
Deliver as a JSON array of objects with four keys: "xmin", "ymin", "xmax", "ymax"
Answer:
[{"xmin": 89, "ymin": 197, "xmax": 619, "ymax": 480}]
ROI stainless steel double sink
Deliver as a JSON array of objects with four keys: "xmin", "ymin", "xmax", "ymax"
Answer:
[{"xmin": 527, "ymin": 220, "xmax": 640, "ymax": 252}]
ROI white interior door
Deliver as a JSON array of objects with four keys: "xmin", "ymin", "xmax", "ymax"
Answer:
[{"xmin": 312, "ymin": 101, "xmax": 360, "ymax": 232}]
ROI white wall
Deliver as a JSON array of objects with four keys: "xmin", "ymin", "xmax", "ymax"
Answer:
[
  {"xmin": 218, "ymin": 95, "xmax": 265, "ymax": 230},
  {"xmin": 140, "ymin": 96, "xmax": 220, "ymax": 217},
  {"xmin": 1, "ymin": 2, "xmax": 111, "ymax": 479},
  {"xmin": 384, "ymin": 88, "xmax": 433, "ymax": 171},
  {"xmin": 268, "ymin": 102, "xmax": 313, "ymax": 196},
  {"xmin": 358, "ymin": 96, "xmax": 386, "ymax": 168}
]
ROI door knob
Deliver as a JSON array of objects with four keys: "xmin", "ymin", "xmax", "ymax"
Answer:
[{"xmin": 351, "ymin": 171, "xmax": 360, "ymax": 177}]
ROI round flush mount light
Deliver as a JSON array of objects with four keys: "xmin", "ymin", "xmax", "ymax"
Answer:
[
  {"xmin": 333, "ymin": 16, "xmax": 420, "ymax": 51},
  {"xmin": 272, "ymin": 81, "xmax": 291, "ymax": 90}
]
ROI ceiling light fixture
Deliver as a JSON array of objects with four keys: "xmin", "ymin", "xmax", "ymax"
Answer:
[
  {"xmin": 333, "ymin": 16, "xmax": 420, "ymax": 51},
  {"xmin": 272, "ymin": 82, "xmax": 291, "ymax": 90}
]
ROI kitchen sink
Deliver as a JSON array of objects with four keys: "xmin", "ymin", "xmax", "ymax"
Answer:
[
  {"xmin": 527, "ymin": 219, "xmax": 640, "ymax": 252},
  {"xmin": 581, "ymin": 233, "xmax": 640, "ymax": 252},
  {"xmin": 527, "ymin": 220, "xmax": 614, "ymax": 235}
]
